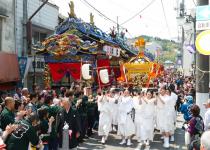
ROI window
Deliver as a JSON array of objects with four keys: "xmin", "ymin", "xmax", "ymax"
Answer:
[
  {"xmin": 32, "ymin": 31, "xmax": 47, "ymax": 44},
  {"xmin": 32, "ymin": 60, "xmax": 45, "ymax": 69}
]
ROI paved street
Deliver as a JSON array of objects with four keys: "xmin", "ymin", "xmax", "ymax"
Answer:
[{"xmin": 78, "ymin": 114, "xmax": 187, "ymax": 150}]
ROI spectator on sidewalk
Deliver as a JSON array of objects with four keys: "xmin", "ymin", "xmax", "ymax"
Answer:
[
  {"xmin": 180, "ymin": 96, "xmax": 194, "ymax": 122},
  {"xmin": 25, "ymin": 93, "xmax": 38, "ymax": 113},
  {"xmin": 21, "ymin": 88, "xmax": 29, "ymax": 103},
  {"xmin": 187, "ymin": 105, "xmax": 204, "ymax": 150},
  {"xmin": 6, "ymin": 113, "xmax": 40, "ymax": 150},
  {"xmin": 0, "ymin": 97, "xmax": 15, "ymax": 130},
  {"xmin": 204, "ymin": 99, "xmax": 210, "ymax": 131},
  {"xmin": 200, "ymin": 131, "xmax": 210, "ymax": 150},
  {"xmin": 13, "ymin": 88, "xmax": 22, "ymax": 101}
]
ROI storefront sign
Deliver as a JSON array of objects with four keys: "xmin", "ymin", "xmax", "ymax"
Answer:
[{"xmin": 196, "ymin": 20, "xmax": 210, "ymax": 31}]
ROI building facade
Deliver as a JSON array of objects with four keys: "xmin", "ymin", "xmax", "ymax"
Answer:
[
  {"xmin": 15, "ymin": 0, "xmax": 59, "ymax": 90},
  {"xmin": 0, "ymin": 0, "xmax": 21, "ymax": 91},
  {"xmin": 0, "ymin": 0, "xmax": 16, "ymax": 53}
]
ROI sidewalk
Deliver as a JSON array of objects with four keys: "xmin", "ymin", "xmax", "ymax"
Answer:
[{"xmin": 78, "ymin": 114, "xmax": 187, "ymax": 150}]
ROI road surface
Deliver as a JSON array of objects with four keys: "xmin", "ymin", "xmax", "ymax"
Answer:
[{"xmin": 78, "ymin": 114, "xmax": 187, "ymax": 150}]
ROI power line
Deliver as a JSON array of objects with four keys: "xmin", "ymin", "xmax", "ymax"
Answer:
[
  {"xmin": 120, "ymin": 0, "xmax": 156, "ymax": 25},
  {"xmin": 79, "ymin": 0, "xmax": 135, "ymax": 38},
  {"xmin": 160, "ymin": 0, "xmax": 171, "ymax": 39},
  {"xmin": 192, "ymin": 0, "xmax": 197, "ymax": 6},
  {"xmin": 80, "ymin": 0, "xmax": 118, "ymax": 25}
]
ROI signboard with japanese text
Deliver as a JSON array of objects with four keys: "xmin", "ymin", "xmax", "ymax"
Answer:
[
  {"xmin": 196, "ymin": 20, "xmax": 210, "ymax": 31},
  {"xmin": 196, "ymin": 5, "xmax": 210, "ymax": 31},
  {"xmin": 103, "ymin": 45, "xmax": 121, "ymax": 57}
]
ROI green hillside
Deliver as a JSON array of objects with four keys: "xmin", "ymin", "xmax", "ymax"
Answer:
[{"xmin": 128, "ymin": 35, "xmax": 180, "ymax": 63}]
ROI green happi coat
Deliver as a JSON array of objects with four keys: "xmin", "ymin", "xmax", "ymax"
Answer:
[
  {"xmin": 5, "ymin": 119, "xmax": 39, "ymax": 150},
  {"xmin": 0, "ymin": 107, "xmax": 15, "ymax": 130}
]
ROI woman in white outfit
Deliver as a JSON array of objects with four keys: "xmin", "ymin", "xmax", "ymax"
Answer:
[
  {"xmin": 98, "ymin": 92, "xmax": 112, "ymax": 144},
  {"xmin": 118, "ymin": 90, "xmax": 135, "ymax": 146},
  {"xmin": 157, "ymin": 87, "xmax": 175, "ymax": 148},
  {"xmin": 165, "ymin": 88, "xmax": 177, "ymax": 140},
  {"xmin": 108, "ymin": 90, "xmax": 120, "ymax": 132},
  {"xmin": 140, "ymin": 90, "xmax": 156, "ymax": 146},
  {"xmin": 169, "ymin": 85, "xmax": 178, "ymax": 142},
  {"xmin": 156, "ymin": 87, "xmax": 166, "ymax": 132},
  {"xmin": 133, "ymin": 92, "xmax": 144, "ymax": 143}
]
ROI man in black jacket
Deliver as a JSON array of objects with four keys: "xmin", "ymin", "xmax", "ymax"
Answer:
[{"xmin": 56, "ymin": 98, "xmax": 81, "ymax": 150}]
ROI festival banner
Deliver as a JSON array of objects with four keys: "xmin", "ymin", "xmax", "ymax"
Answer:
[{"xmin": 48, "ymin": 63, "xmax": 81, "ymax": 82}]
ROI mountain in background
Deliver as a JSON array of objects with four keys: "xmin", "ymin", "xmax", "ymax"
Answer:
[{"xmin": 127, "ymin": 35, "xmax": 180, "ymax": 63}]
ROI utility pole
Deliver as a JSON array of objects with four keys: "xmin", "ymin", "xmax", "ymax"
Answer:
[
  {"xmin": 22, "ymin": 0, "xmax": 28, "ymax": 56},
  {"xmin": 196, "ymin": 0, "xmax": 209, "ymax": 117},
  {"xmin": 181, "ymin": 26, "xmax": 184, "ymax": 68},
  {"xmin": 25, "ymin": 0, "xmax": 49, "ymax": 91},
  {"xmin": 22, "ymin": 0, "xmax": 28, "ymax": 87}
]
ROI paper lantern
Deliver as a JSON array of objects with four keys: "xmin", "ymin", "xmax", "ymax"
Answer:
[
  {"xmin": 99, "ymin": 69, "xmax": 109, "ymax": 84},
  {"xmin": 82, "ymin": 64, "xmax": 92, "ymax": 80}
]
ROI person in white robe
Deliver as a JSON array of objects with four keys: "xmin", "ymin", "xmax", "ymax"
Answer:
[
  {"xmin": 108, "ymin": 89, "xmax": 120, "ymax": 132},
  {"xmin": 156, "ymin": 87, "xmax": 175, "ymax": 148},
  {"xmin": 98, "ymin": 92, "xmax": 112, "ymax": 144},
  {"xmin": 118, "ymin": 90, "xmax": 135, "ymax": 146},
  {"xmin": 138, "ymin": 90, "xmax": 156, "ymax": 146},
  {"xmin": 133, "ymin": 93, "xmax": 144, "ymax": 143},
  {"xmin": 156, "ymin": 87, "xmax": 166, "ymax": 132},
  {"xmin": 169, "ymin": 86, "xmax": 178, "ymax": 142}
]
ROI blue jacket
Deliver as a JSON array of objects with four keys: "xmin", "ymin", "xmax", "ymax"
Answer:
[{"xmin": 180, "ymin": 96, "xmax": 194, "ymax": 121}]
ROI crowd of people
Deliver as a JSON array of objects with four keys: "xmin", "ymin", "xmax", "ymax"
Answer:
[{"xmin": 0, "ymin": 72, "xmax": 209, "ymax": 150}]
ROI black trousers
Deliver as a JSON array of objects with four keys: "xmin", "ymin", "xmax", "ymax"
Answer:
[{"xmin": 87, "ymin": 114, "xmax": 95, "ymax": 136}]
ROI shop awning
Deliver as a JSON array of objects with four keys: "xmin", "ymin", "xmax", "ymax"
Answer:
[{"xmin": 0, "ymin": 52, "xmax": 20, "ymax": 83}]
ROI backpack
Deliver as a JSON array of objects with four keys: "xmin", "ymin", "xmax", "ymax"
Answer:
[{"xmin": 189, "ymin": 116, "xmax": 204, "ymax": 150}]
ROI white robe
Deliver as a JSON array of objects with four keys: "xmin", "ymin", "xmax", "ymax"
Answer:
[
  {"xmin": 98, "ymin": 97, "xmax": 112, "ymax": 136},
  {"xmin": 97, "ymin": 95, "xmax": 105, "ymax": 111},
  {"xmin": 133, "ymin": 96, "xmax": 144, "ymax": 139},
  {"xmin": 156, "ymin": 95, "xmax": 165, "ymax": 130},
  {"xmin": 157, "ymin": 95, "xmax": 175, "ymax": 133},
  {"xmin": 140, "ymin": 98, "xmax": 155, "ymax": 141},
  {"xmin": 170, "ymin": 92, "xmax": 178, "ymax": 133},
  {"xmin": 109, "ymin": 95, "xmax": 120, "ymax": 125},
  {"xmin": 117, "ymin": 96, "xmax": 135, "ymax": 137}
]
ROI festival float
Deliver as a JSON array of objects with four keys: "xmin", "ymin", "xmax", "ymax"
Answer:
[
  {"xmin": 36, "ymin": 1, "xmax": 137, "ymax": 90},
  {"xmin": 117, "ymin": 38, "xmax": 164, "ymax": 88}
]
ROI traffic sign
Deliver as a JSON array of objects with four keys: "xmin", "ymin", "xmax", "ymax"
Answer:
[
  {"xmin": 195, "ymin": 30, "xmax": 210, "ymax": 55},
  {"xmin": 196, "ymin": 20, "xmax": 210, "ymax": 30},
  {"xmin": 196, "ymin": 5, "xmax": 210, "ymax": 21}
]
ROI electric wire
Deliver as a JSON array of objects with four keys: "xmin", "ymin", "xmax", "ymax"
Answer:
[
  {"xmin": 120, "ymin": 0, "xmax": 156, "ymax": 25},
  {"xmin": 80, "ymin": 0, "xmax": 118, "ymax": 25},
  {"xmin": 160, "ymin": 0, "xmax": 171, "ymax": 39},
  {"xmin": 192, "ymin": 0, "xmax": 197, "ymax": 6},
  {"xmin": 80, "ymin": 0, "xmax": 135, "ymax": 38}
]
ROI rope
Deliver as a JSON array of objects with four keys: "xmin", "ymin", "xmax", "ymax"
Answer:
[{"xmin": 196, "ymin": 66, "xmax": 210, "ymax": 73}]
